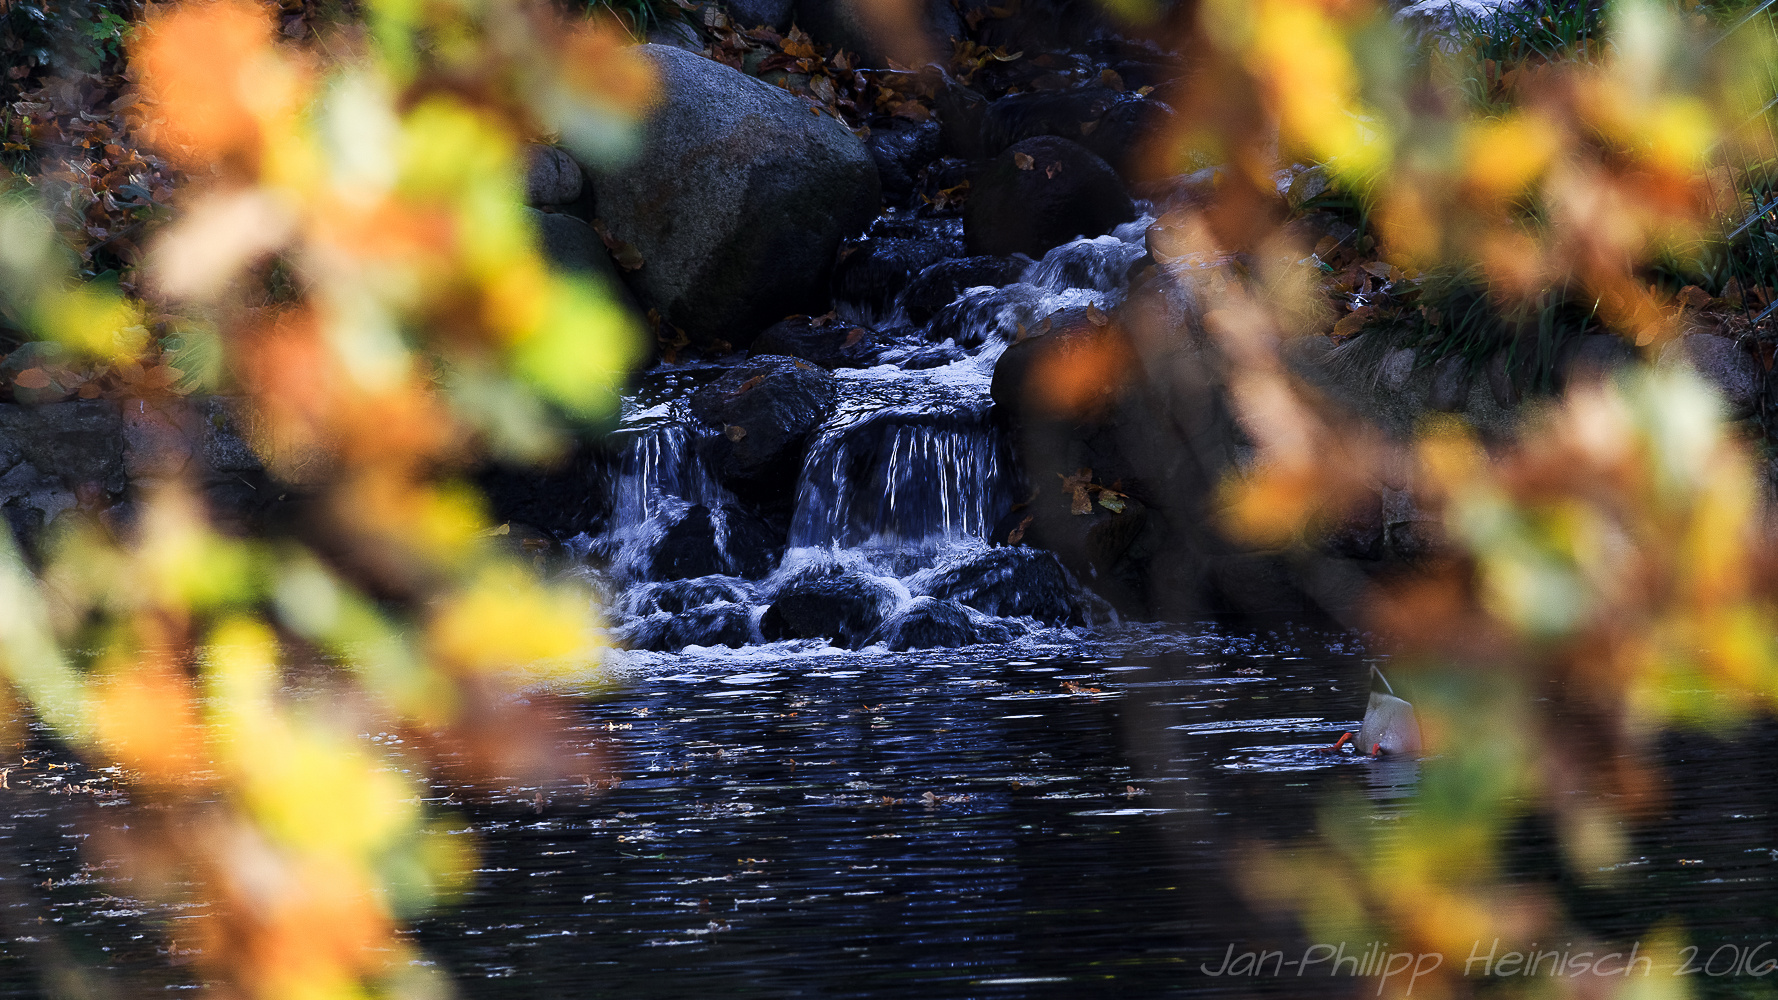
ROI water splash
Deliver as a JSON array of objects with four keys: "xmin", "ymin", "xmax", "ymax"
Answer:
[{"xmin": 1022, "ymin": 235, "xmax": 1149, "ymax": 295}]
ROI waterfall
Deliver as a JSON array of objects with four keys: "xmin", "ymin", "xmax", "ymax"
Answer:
[
  {"xmin": 789, "ymin": 409, "xmax": 1011, "ymax": 550},
  {"xmin": 607, "ymin": 423, "xmax": 729, "ymax": 532}
]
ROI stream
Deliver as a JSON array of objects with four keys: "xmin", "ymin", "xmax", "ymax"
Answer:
[{"xmin": 0, "ymin": 625, "xmax": 1773, "ymax": 996}]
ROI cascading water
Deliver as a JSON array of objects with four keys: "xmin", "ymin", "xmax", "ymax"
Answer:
[
  {"xmin": 789, "ymin": 408, "xmax": 1008, "ymax": 550},
  {"xmin": 584, "ymin": 216, "xmax": 1157, "ymax": 655},
  {"xmin": 607, "ymin": 420, "xmax": 729, "ymax": 530}
]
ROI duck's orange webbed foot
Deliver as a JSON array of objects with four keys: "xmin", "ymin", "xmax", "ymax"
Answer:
[
  {"xmin": 1319, "ymin": 732, "xmax": 1354, "ymax": 754},
  {"xmin": 1369, "ymin": 743, "xmax": 1384, "ymax": 757}
]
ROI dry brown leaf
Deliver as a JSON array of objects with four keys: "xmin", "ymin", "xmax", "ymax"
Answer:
[
  {"xmin": 1007, "ymin": 513, "xmax": 1033, "ymax": 545},
  {"xmin": 13, "ymin": 368, "xmax": 51, "ymax": 389},
  {"xmin": 1085, "ymin": 303, "xmax": 1109, "ymax": 327},
  {"xmin": 1013, "ymin": 151, "xmax": 1035, "ymax": 171},
  {"xmin": 725, "ymin": 425, "xmax": 747, "ymax": 442},
  {"xmin": 1332, "ymin": 306, "xmax": 1375, "ymax": 341}
]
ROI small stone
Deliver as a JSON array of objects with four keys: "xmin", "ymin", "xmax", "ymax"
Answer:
[
  {"xmin": 1486, "ymin": 350, "xmax": 1520, "ymax": 408},
  {"xmin": 1426, "ymin": 354, "xmax": 1470, "ymax": 412},
  {"xmin": 1378, "ymin": 347, "xmax": 1415, "ymax": 390},
  {"xmin": 524, "ymin": 145, "xmax": 583, "ymax": 206}
]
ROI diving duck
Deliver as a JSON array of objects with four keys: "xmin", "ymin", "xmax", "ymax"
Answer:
[{"xmin": 1322, "ymin": 666, "xmax": 1422, "ymax": 757}]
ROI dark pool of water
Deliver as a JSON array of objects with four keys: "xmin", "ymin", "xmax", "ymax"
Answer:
[{"xmin": 0, "ymin": 624, "xmax": 1776, "ymax": 998}]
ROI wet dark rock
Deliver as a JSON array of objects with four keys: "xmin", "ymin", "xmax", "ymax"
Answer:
[
  {"xmin": 973, "ymin": 0, "xmax": 1105, "ymax": 62},
  {"xmin": 915, "ymin": 157, "xmax": 978, "ymax": 214},
  {"xmin": 724, "ymin": 0, "xmax": 795, "ymax": 29},
  {"xmin": 719, "ymin": 501, "xmax": 787, "ymax": 579},
  {"xmin": 982, "ymin": 88, "xmax": 1174, "ymax": 179},
  {"xmin": 690, "ymin": 356, "xmax": 838, "ymax": 500},
  {"xmin": 833, "ymin": 237, "xmax": 952, "ymax": 324},
  {"xmin": 623, "ymin": 577, "xmax": 752, "ymax": 617},
  {"xmin": 760, "ymin": 571, "xmax": 898, "ymax": 647},
  {"xmin": 646, "ymin": 19, "xmax": 706, "ymax": 50},
  {"xmin": 867, "ymin": 596, "xmax": 1002, "ymax": 650},
  {"xmin": 867, "ymin": 118, "xmax": 942, "ymax": 204},
  {"xmin": 964, "ymin": 136, "xmax": 1135, "ymax": 259},
  {"xmin": 794, "ymin": 0, "xmax": 962, "ymax": 66},
  {"xmin": 524, "ymin": 145, "xmax": 583, "ymax": 206},
  {"xmin": 901, "ymin": 255, "xmax": 1030, "ymax": 326},
  {"xmin": 648, "ymin": 505, "xmax": 727, "ymax": 580},
  {"xmin": 988, "ymin": 304, "xmax": 1131, "ymax": 412},
  {"xmin": 914, "ymin": 546, "xmax": 1082, "ymax": 624},
  {"xmin": 750, "ymin": 316, "xmax": 887, "ymax": 370},
  {"xmin": 620, "ymin": 602, "xmax": 755, "ymax": 651},
  {"xmin": 934, "ymin": 82, "xmax": 990, "ymax": 160},
  {"xmin": 582, "ymin": 45, "xmax": 879, "ymax": 349}
]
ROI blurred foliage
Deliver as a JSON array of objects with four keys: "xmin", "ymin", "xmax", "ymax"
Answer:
[
  {"xmin": 1143, "ymin": 0, "xmax": 1778, "ymax": 994},
  {"xmin": 0, "ymin": 0, "xmax": 652, "ymax": 995}
]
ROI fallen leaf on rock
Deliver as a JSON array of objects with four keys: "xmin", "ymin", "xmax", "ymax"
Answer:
[
  {"xmin": 1045, "ymin": 161, "xmax": 1062, "ymax": 179},
  {"xmin": 1086, "ymin": 302, "xmax": 1109, "ymax": 327},
  {"xmin": 1013, "ymin": 151, "xmax": 1034, "ymax": 170},
  {"xmin": 735, "ymin": 375, "xmax": 765, "ymax": 394},
  {"xmin": 844, "ymin": 327, "xmax": 866, "ymax": 347},
  {"xmin": 591, "ymin": 219, "xmax": 644, "ymax": 271},
  {"xmin": 1678, "ymin": 285, "xmax": 1711, "ymax": 309},
  {"xmin": 14, "ymin": 368, "xmax": 51, "ymax": 389},
  {"xmin": 1097, "ymin": 490, "xmax": 1126, "ymax": 513},
  {"xmin": 1097, "ymin": 68, "xmax": 1124, "ymax": 91},
  {"xmin": 725, "ymin": 425, "xmax": 747, "ymax": 442}
]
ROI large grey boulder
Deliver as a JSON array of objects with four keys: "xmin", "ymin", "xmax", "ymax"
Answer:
[
  {"xmin": 1661, "ymin": 333, "xmax": 1763, "ymax": 419},
  {"xmin": 585, "ymin": 45, "xmax": 880, "ymax": 349}
]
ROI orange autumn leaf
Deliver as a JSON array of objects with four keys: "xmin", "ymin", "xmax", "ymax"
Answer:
[{"xmin": 13, "ymin": 367, "xmax": 51, "ymax": 389}]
